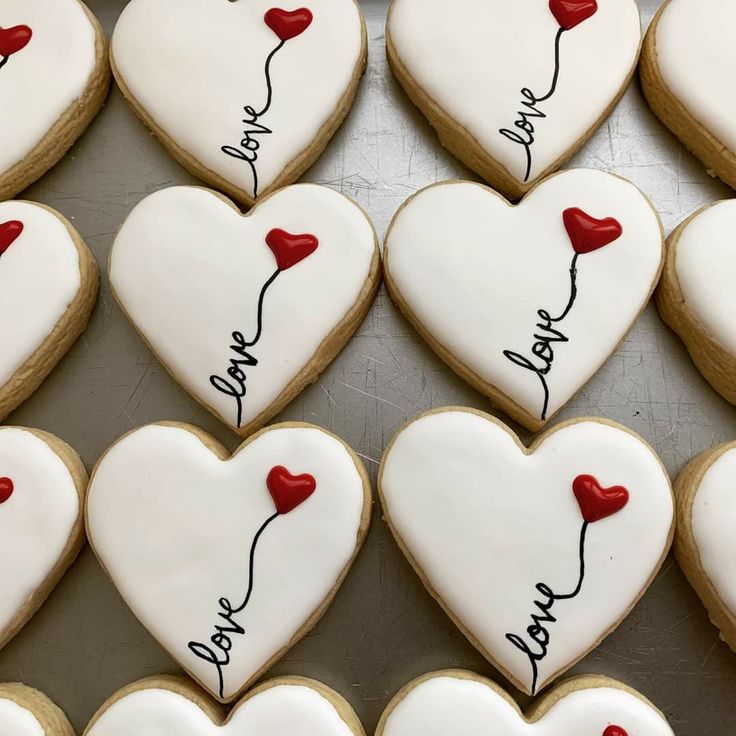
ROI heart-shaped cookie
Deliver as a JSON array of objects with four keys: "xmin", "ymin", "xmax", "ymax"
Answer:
[
  {"xmin": 84, "ymin": 675, "xmax": 363, "ymax": 736},
  {"xmin": 0, "ymin": 0, "xmax": 110, "ymax": 200},
  {"xmin": 656, "ymin": 200, "xmax": 736, "ymax": 406},
  {"xmin": 0, "ymin": 201, "xmax": 98, "ymax": 421},
  {"xmin": 86, "ymin": 422, "xmax": 372, "ymax": 702},
  {"xmin": 111, "ymin": 0, "xmax": 367, "ymax": 207},
  {"xmin": 641, "ymin": 0, "xmax": 736, "ymax": 192},
  {"xmin": 379, "ymin": 408, "xmax": 674, "ymax": 695},
  {"xmin": 384, "ymin": 170, "xmax": 663, "ymax": 431},
  {"xmin": 0, "ymin": 427, "xmax": 87, "ymax": 651},
  {"xmin": 673, "ymin": 441, "xmax": 736, "ymax": 652},
  {"xmin": 0, "ymin": 683, "xmax": 74, "ymax": 736},
  {"xmin": 386, "ymin": 0, "xmax": 642, "ymax": 200},
  {"xmin": 110, "ymin": 184, "xmax": 380, "ymax": 436},
  {"xmin": 377, "ymin": 670, "xmax": 674, "ymax": 736}
]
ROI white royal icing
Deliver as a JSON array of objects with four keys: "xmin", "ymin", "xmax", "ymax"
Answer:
[
  {"xmin": 87, "ymin": 423, "xmax": 368, "ymax": 701},
  {"xmin": 690, "ymin": 447, "xmax": 736, "ymax": 617},
  {"xmin": 380, "ymin": 411, "xmax": 673, "ymax": 695},
  {"xmin": 385, "ymin": 170, "xmax": 663, "ymax": 424},
  {"xmin": 110, "ymin": 184, "xmax": 376, "ymax": 433},
  {"xmin": 380, "ymin": 674, "xmax": 674, "ymax": 736},
  {"xmin": 388, "ymin": 0, "xmax": 641, "ymax": 185},
  {"xmin": 674, "ymin": 200, "xmax": 736, "ymax": 355},
  {"xmin": 0, "ymin": 428, "xmax": 80, "ymax": 640},
  {"xmin": 0, "ymin": 201, "xmax": 83, "ymax": 390},
  {"xmin": 112, "ymin": 0, "xmax": 364, "ymax": 200},
  {"xmin": 655, "ymin": 0, "xmax": 736, "ymax": 155},
  {"xmin": 0, "ymin": 698, "xmax": 45, "ymax": 736},
  {"xmin": 0, "ymin": 0, "xmax": 98, "ymax": 175},
  {"xmin": 86, "ymin": 683, "xmax": 356, "ymax": 736}
]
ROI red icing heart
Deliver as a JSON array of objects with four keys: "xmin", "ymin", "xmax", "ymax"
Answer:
[
  {"xmin": 573, "ymin": 475, "xmax": 629, "ymax": 524},
  {"xmin": 603, "ymin": 727, "xmax": 629, "ymax": 736},
  {"xmin": 266, "ymin": 228, "xmax": 319, "ymax": 270},
  {"xmin": 267, "ymin": 465, "xmax": 316, "ymax": 514},
  {"xmin": 563, "ymin": 207, "xmax": 622, "ymax": 255},
  {"xmin": 0, "ymin": 477, "xmax": 14, "ymax": 504},
  {"xmin": 0, "ymin": 220, "xmax": 23, "ymax": 255},
  {"xmin": 264, "ymin": 8, "xmax": 313, "ymax": 42},
  {"xmin": 0, "ymin": 25, "xmax": 32, "ymax": 57},
  {"xmin": 549, "ymin": 0, "xmax": 598, "ymax": 30}
]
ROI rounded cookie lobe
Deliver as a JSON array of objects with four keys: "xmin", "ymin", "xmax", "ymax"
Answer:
[{"xmin": 376, "ymin": 671, "xmax": 674, "ymax": 736}]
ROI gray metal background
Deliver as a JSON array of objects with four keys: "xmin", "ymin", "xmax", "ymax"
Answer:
[{"xmin": 0, "ymin": 1, "xmax": 733, "ymax": 733}]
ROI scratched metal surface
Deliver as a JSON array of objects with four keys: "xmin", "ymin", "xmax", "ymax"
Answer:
[{"xmin": 0, "ymin": 0, "xmax": 733, "ymax": 733}]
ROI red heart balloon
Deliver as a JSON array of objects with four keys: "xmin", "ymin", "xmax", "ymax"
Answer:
[
  {"xmin": 0, "ymin": 220, "xmax": 23, "ymax": 255},
  {"xmin": 0, "ymin": 25, "xmax": 32, "ymax": 57},
  {"xmin": 266, "ymin": 228, "xmax": 319, "ymax": 270},
  {"xmin": 0, "ymin": 477, "xmax": 14, "ymax": 504},
  {"xmin": 603, "ymin": 727, "xmax": 629, "ymax": 736},
  {"xmin": 549, "ymin": 0, "xmax": 598, "ymax": 30},
  {"xmin": 264, "ymin": 8, "xmax": 313, "ymax": 42},
  {"xmin": 563, "ymin": 207, "xmax": 622, "ymax": 255},
  {"xmin": 573, "ymin": 475, "xmax": 629, "ymax": 524},
  {"xmin": 267, "ymin": 465, "xmax": 316, "ymax": 514}
]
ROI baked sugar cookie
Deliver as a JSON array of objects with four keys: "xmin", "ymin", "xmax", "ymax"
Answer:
[
  {"xmin": 387, "ymin": 0, "xmax": 642, "ymax": 200},
  {"xmin": 673, "ymin": 441, "xmax": 736, "ymax": 652},
  {"xmin": 0, "ymin": 427, "xmax": 87, "ymax": 651},
  {"xmin": 86, "ymin": 422, "xmax": 371, "ymax": 703},
  {"xmin": 377, "ymin": 670, "xmax": 674, "ymax": 736},
  {"xmin": 641, "ymin": 0, "xmax": 736, "ymax": 192},
  {"xmin": 656, "ymin": 200, "xmax": 736, "ymax": 406},
  {"xmin": 84, "ymin": 675, "xmax": 364, "ymax": 736},
  {"xmin": 0, "ymin": 683, "xmax": 73, "ymax": 736},
  {"xmin": 384, "ymin": 170, "xmax": 663, "ymax": 431},
  {"xmin": 0, "ymin": 201, "xmax": 98, "ymax": 422},
  {"xmin": 111, "ymin": 0, "xmax": 367, "ymax": 207},
  {"xmin": 0, "ymin": 0, "xmax": 110, "ymax": 201},
  {"xmin": 110, "ymin": 184, "xmax": 379, "ymax": 436},
  {"xmin": 379, "ymin": 408, "xmax": 674, "ymax": 696}
]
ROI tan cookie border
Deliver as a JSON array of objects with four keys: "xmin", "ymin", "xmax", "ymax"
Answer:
[
  {"xmin": 385, "ymin": 0, "xmax": 643, "ymax": 202},
  {"xmin": 640, "ymin": 0, "xmax": 736, "ymax": 193},
  {"xmin": 0, "ymin": 428, "xmax": 88, "ymax": 652},
  {"xmin": 673, "ymin": 441, "xmax": 736, "ymax": 652},
  {"xmin": 108, "ymin": 183, "xmax": 382, "ymax": 438},
  {"xmin": 0, "ymin": 0, "xmax": 111, "ymax": 202},
  {"xmin": 83, "ymin": 673, "xmax": 365, "ymax": 735},
  {"xmin": 377, "ymin": 407, "xmax": 674, "ymax": 696},
  {"xmin": 0, "ymin": 682, "xmax": 74, "ymax": 736},
  {"xmin": 110, "ymin": 0, "xmax": 368, "ymax": 210},
  {"xmin": 655, "ymin": 201, "xmax": 736, "ymax": 406},
  {"xmin": 383, "ymin": 174, "xmax": 665, "ymax": 432},
  {"xmin": 375, "ymin": 669, "xmax": 672, "ymax": 733},
  {"xmin": 85, "ymin": 420, "xmax": 373, "ymax": 704},
  {"xmin": 0, "ymin": 202, "xmax": 99, "ymax": 422}
]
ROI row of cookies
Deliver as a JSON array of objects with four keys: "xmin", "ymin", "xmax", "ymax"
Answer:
[
  {"xmin": 2, "ymin": 411, "xmax": 734, "ymax": 705},
  {"xmin": 4, "ymin": 171, "xmax": 733, "ymax": 448},
  {"xmin": 0, "ymin": 670, "xmax": 676, "ymax": 735},
  {"xmin": 3, "ymin": 0, "xmax": 736, "ymax": 213}
]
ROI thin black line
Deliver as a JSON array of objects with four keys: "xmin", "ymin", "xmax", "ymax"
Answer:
[
  {"xmin": 0, "ymin": 57, "xmax": 8, "ymax": 72},
  {"xmin": 256, "ymin": 40, "xmax": 286, "ymax": 117},
  {"xmin": 550, "ymin": 253, "xmax": 579, "ymax": 323},
  {"xmin": 244, "ymin": 268, "xmax": 281, "ymax": 347},
  {"xmin": 535, "ymin": 27, "xmax": 565, "ymax": 103},
  {"xmin": 230, "ymin": 511, "xmax": 280, "ymax": 614},
  {"xmin": 553, "ymin": 521, "xmax": 589, "ymax": 600}
]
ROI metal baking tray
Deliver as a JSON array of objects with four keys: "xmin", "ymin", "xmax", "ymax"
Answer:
[{"xmin": 0, "ymin": 1, "xmax": 733, "ymax": 734}]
